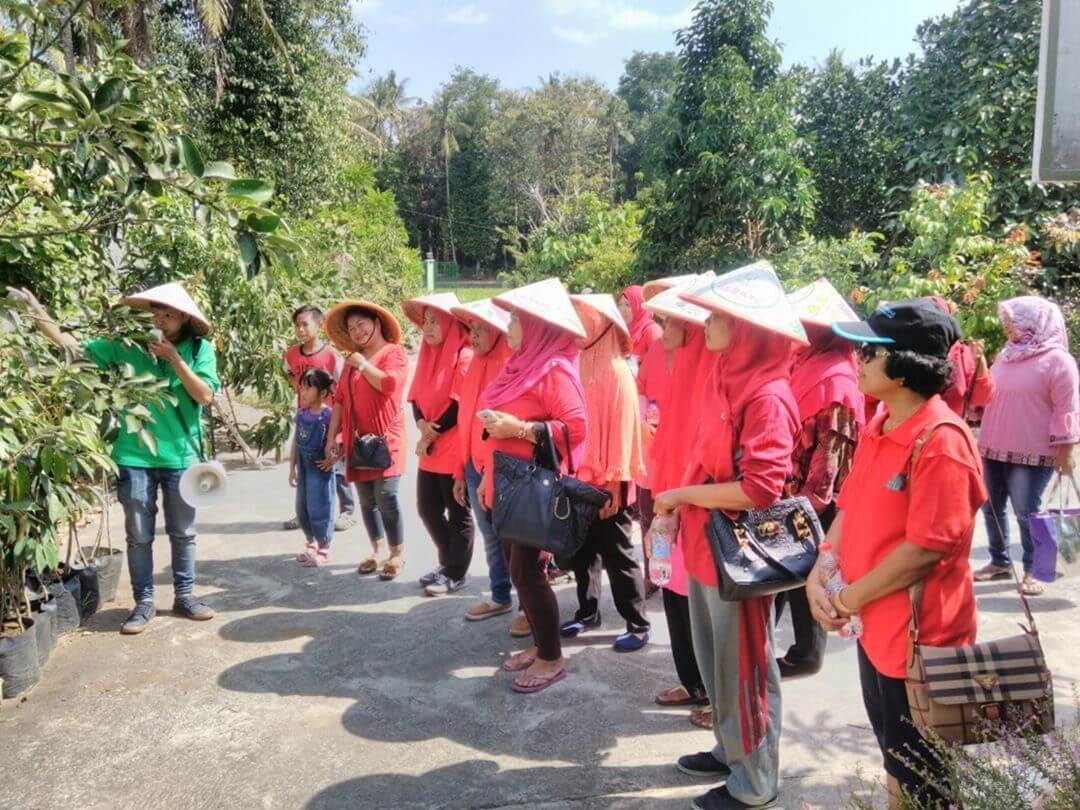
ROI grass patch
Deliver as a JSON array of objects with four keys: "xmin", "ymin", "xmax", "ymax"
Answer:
[{"xmin": 451, "ymin": 286, "xmax": 504, "ymax": 303}]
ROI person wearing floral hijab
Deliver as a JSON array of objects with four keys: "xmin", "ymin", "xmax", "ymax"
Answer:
[{"xmin": 974, "ymin": 296, "xmax": 1079, "ymax": 595}]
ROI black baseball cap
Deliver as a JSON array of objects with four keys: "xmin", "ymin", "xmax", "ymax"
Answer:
[{"xmin": 831, "ymin": 299, "xmax": 960, "ymax": 359}]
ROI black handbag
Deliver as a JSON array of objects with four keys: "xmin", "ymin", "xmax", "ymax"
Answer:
[
  {"xmin": 492, "ymin": 422, "xmax": 610, "ymax": 559},
  {"xmin": 705, "ymin": 495, "xmax": 823, "ymax": 601},
  {"xmin": 350, "ymin": 432, "xmax": 391, "ymax": 470}
]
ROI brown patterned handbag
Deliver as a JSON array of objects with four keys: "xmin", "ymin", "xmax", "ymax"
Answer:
[{"xmin": 902, "ymin": 425, "xmax": 1054, "ymax": 745}]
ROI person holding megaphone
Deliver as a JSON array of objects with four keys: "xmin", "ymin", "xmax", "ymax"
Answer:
[{"xmin": 10, "ymin": 283, "xmax": 220, "ymax": 635}]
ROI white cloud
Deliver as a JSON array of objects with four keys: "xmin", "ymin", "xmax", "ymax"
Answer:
[
  {"xmin": 553, "ymin": 25, "xmax": 603, "ymax": 45},
  {"xmin": 445, "ymin": 3, "xmax": 490, "ymax": 25},
  {"xmin": 546, "ymin": 1, "xmax": 692, "ymax": 31}
]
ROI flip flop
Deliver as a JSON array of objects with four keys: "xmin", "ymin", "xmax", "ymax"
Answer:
[
  {"xmin": 656, "ymin": 685, "xmax": 706, "ymax": 706},
  {"xmin": 511, "ymin": 668, "xmax": 566, "ymax": 694},
  {"xmin": 689, "ymin": 706, "xmax": 714, "ymax": 730},
  {"xmin": 1021, "ymin": 574, "xmax": 1045, "ymax": 596},
  {"xmin": 297, "ymin": 543, "xmax": 317, "ymax": 562},
  {"xmin": 973, "ymin": 563, "xmax": 1012, "ymax": 582},
  {"xmin": 302, "ymin": 550, "xmax": 331, "ymax": 568},
  {"xmin": 501, "ymin": 651, "xmax": 537, "ymax": 672}
]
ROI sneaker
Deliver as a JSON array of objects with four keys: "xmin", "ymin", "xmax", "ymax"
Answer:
[
  {"xmin": 418, "ymin": 567, "xmax": 444, "ymax": 587},
  {"xmin": 691, "ymin": 785, "xmax": 775, "ymax": 809},
  {"xmin": 560, "ymin": 612, "xmax": 602, "ymax": 638},
  {"xmin": 425, "ymin": 574, "xmax": 466, "ymax": 596},
  {"xmin": 120, "ymin": 601, "xmax": 156, "ymax": 635},
  {"xmin": 614, "ymin": 628, "xmax": 652, "ymax": 652},
  {"xmin": 283, "ymin": 517, "xmax": 300, "ymax": 530},
  {"xmin": 465, "ymin": 601, "xmax": 514, "ymax": 621},
  {"xmin": 172, "ymin": 596, "xmax": 215, "ymax": 621},
  {"xmin": 334, "ymin": 511, "xmax": 358, "ymax": 531},
  {"xmin": 676, "ymin": 751, "xmax": 731, "ymax": 779}
]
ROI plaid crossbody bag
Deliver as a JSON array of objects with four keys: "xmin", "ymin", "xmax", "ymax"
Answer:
[{"xmin": 902, "ymin": 423, "xmax": 1054, "ymax": 745}]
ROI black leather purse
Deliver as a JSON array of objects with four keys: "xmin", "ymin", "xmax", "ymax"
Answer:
[
  {"xmin": 705, "ymin": 495, "xmax": 823, "ymax": 601},
  {"xmin": 349, "ymin": 433, "xmax": 391, "ymax": 470},
  {"xmin": 492, "ymin": 422, "xmax": 610, "ymax": 559}
]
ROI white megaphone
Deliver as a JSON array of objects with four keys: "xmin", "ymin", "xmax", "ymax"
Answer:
[{"xmin": 179, "ymin": 460, "xmax": 228, "ymax": 508}]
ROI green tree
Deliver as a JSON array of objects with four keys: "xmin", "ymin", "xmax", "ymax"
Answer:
[{"xmin": 616, "ymin": 50, "xmax": 679, "ymax": 198}]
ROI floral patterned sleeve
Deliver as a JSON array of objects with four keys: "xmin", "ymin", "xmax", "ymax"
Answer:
[{"xmin": 785, "ymin": 403, "xmax": 861, "ymax": 514}]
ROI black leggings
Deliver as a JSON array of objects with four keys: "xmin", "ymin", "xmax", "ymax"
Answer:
[
  {"xmin": 570, "ymin": 505, "xmax": 649, "ymax": 632},
  {"xmin": 663, "ymin": 588, "xmax": 705, "ymax": 696},
  {"xmin": 417, "ymin": 470, "xmax": 474, "ymax": 580}
]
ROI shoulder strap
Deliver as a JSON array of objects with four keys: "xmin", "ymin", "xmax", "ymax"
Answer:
[{"xmin": 907, "ymin": 420, "xmax": 1038, "ymax": 642}]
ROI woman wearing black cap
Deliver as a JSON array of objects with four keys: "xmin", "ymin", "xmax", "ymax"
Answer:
[{"xmin": 808, "ymin": 299, "xmax": 987, "ymax": 809}]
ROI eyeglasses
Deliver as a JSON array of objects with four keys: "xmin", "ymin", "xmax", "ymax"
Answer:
[{"xmin": 857, "ymin": 343, "xmax": 888, "ymax": 363}]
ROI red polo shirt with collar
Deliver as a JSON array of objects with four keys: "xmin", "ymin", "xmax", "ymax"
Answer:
[{"xmin": 837, "ymin": 395, "xmax": 986, "ymax": 678}]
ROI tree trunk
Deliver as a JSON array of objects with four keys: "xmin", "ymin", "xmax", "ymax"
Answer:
[
  {"xmin": 120, "ymin": 1, "xmax": 154, "ymax": 67},
  {"xmin": 444, "ymin": 146, "xmax": 456, "ymax": 265},
  {"xmin": 60, "ymin": 19, "xmax": 76, "ymax": 73}
]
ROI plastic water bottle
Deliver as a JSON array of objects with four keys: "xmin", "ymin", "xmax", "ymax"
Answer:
[
  {"xmin": 648, "ymin": 514, "xmax": 676, "ymax": 587},
  {"xmin": 818, "ymin": 542, "xmax": 863, "ymax": 639}
]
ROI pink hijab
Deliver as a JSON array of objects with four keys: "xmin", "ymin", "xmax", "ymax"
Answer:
[
  {"xmin": 478, "ymin": 311, "xmax": 585, "ymax": 410},
  {"xmin": 999, "ymin": 296, "xmax": 1070, "ymax": 363},
  {"xmin": 622, "ymin": 285, "xmax": 662, "ymax": 358},
  {"xmin": 789, "ymin": 323, "xmax": 864, "ymax": 424}
]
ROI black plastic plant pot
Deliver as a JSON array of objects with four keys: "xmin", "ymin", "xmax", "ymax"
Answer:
[
  {"xmin": 0, "ymin": 619, "xmax": 42, "ymax": 698},
  {"xmin": 72, "ymin": 563, "xmax": 100, "ymax": 621},
  {"xmin": 87, "ymin": 548, "xmax": 124, "ymax": 605},
  {"xmin": 54, "ymin": 576, "xmax": 82, "ymax": 634},
  {"xmin": 32, "ymin": 606, "xmax": 54, "ymax": 668}
]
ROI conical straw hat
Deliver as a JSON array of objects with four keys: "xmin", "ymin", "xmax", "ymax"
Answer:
[
  {"xmin": 787, "ymin": 278, "xmax": 859, "ymax": 326},
  {"xmin": 324, "ymin": 299, "xmax": 403, "ymax": 351},
  {"xmin": 449, "ymin": 297, "xmax": 511, "ymax": 335},
  {"xmin": 120, "ymin": 283, "xmax": 212, "ymax": 336},
  {"xmin": 493, "ymin": 278, "xmax": 585, "ymax": 339},
  {"xmin": 643, "ymin": 273, "xmax": 700, "ymax": 302},
  {"xmin": 644, "ymin": 272, "xmax": 713, "ymax": 326},
  {"xmin": 402, "ymin": 292, "xmax": 461, "ymax": 328},
  {"xmin": 679, "ymin": 261, "xmax": 809, "ymax": 345},
  {"xmin": 570, "ymin": 293, "xmax": 632, "ymax": 354}
]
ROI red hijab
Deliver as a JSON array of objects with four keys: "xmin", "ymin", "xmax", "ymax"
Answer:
[
  {"xmin": 407, "ymin": 308, "xmax": 473, "ymax": 421},
  {"xmin": 479, "ymin": 311, "xmax": 584, "ymax": 410},
  {"xmin": 789, "ymin": 323, "xmax": 864, "ymax": 424},
  {"xmin": 622, "ymin": 285, "xmax": 663, "ymax": 359}
]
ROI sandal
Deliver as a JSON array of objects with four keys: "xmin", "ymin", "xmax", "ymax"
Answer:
[
  {"xmin": 501, "ymin": 650, "xmax": 537, "ymax": 672},
  {"xmin": 973, "ymin": 563, "xmax": 1012, "ymax": 582},
  {"xmin": 511, "ymin": 667, "xmax": 567, "ymax": 694},
  {"xmin": 1021, "ymin": 574, "xmax": 1045, "ymax": 596},
  {"xmin": 357, "ymin": 543, "xmax": 386, "ymax": 576},
  {"xmin": 302, "ymin": 549, "xmax": 331, "ymax": 568},
  {"xmin": 655, "ymin": 685, "xmax": 708, "ymax": 707},
  {"xmin": 378, "ymin": 555, "xmax": 404, "ymax": 581},
  {"xmin": 297, "ymin": 542, "xmax": 317, "ymax": 562},
  {"xmin": 689, "ymin": 706, "xmax": 713, "ymax": 730}
]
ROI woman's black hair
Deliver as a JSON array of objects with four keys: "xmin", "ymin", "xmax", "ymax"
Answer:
[
  {"xmin": 299, "ymin": 368, "xmax": 334, "ymax": 398},
  {"xmin": 883, "ymin": 349, "xmax": 954, "ymax": 399}
]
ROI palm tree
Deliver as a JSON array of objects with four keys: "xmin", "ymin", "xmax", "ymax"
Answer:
[
  {"xmin": 431, "ymin": 93, "xmax": 468, "ymax": 263},
  {"xmin": 365, "ymin": 71, "xmax": 416, "ymax": 144},
  {"xmin": 600, "ymin": 96, "xmax": 634, "ymax": 201}
]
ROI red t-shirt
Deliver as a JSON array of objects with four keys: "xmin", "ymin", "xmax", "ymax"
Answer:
[
  {"xmin": 450, "ymin": 339, "xmax": 512, "ymax": 480},
  {"xmin": 636, "ymin": 338, "xmax": 673, "ymax": 491},
  {"xmin": 837, "ymin": 396, "xmax": 986, "ymax": 678},
  {"xmin": 417, "ymin": 345, "xmax": 473, "ymax": 476},
  {"xmin": 476, "ymin": 366, "xmax": 588, "ymax": 504},
  {"xmin": 338, "ymin": 345, "xmax": 409, "ymax": 483},
  {"xmin": 283, "ymin": 343, "xmax": 343, "ymax": 407},
  {"xmin": 681, "ymin": 393, "xmax": 798, "ymax": 587}
]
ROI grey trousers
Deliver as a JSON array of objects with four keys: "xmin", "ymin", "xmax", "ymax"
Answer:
[{"xmin": 688, "ymin": 578, "xmax": 782, "ymax": 804}]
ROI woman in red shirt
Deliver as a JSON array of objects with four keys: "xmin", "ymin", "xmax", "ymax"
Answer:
[
  {"xmin": 655, "ymin": 263, "xmax": 804, "ymax": 810},
  {"xmin": 324, "ymin": 300, "xmax": 409, "ymax": 581},
  {"xmin": 404, "ymin": 293, "xmax": 475, "ymax": 596},
  {"xmin": 810, "ymin": 299, "xmax": 986, "ymax": 809},
  {"xmin": 618, "ymin": 284, "xmax": 663, "ymax": 369},
  {"xmin": 474, "ymin": 278, "xmax": 588, "ymax": 694}
]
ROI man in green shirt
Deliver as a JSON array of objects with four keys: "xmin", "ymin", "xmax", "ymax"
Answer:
[{"xmin": 13, "ymin": 283, "xmax": 220, "ymax": 635}]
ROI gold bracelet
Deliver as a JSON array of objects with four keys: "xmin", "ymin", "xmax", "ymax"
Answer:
[
  {"xmin": 834, "ymin": 588, "xmax": 856, "ymax": 616},
  {"xmin": 515, "ymin": 422, "xmax": 529, "ymax": 440}
]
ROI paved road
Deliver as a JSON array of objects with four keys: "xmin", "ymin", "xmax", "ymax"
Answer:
[{"xmin": 3, "ymin": 444, "xmax": 1078, "ymax": 809}]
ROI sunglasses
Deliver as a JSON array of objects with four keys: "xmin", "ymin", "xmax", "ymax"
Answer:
[{"xmin": 857, "ymin": 343, "xmax": 889, "ymax": 363}]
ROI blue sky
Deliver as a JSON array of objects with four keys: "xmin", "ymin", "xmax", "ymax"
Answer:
[{"xmin": 349, "ymin": 0, "xmax": 965, "ymax": 99}]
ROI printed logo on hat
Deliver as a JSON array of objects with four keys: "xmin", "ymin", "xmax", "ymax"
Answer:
[
  {"xmin": 644, "ymin": 273, "xmax": 713, "ymax": 325},
  {"xmin": 681, "ymin": 261, "xmax": 808, "ymax": 345},
  {"xmin": 787, "ymin": 278, "xmax": 860, "ymax": 326},
  {"xmin": 493, "ymin": 277, "xmax": 586, "ymax": 338}
]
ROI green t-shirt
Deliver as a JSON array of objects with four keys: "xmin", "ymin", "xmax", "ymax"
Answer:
[{"xmin": 83, "ymin": 336, "xmax": 221, "ymax": 470}]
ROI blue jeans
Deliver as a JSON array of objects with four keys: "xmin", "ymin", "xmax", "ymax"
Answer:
[
  {"xmin": 355, "ymin": 476, "xmax": 403, "ymax": 548},
  {"xmin": 117, "ymin": 466, "xmax": 197, "ymax": 603},
  {"xmin": 297, "ymin": 453, "xmax": 336, "ymax": 547},
  {"xmin": 335, "ymin": 460, "xmax": 354, "ymax": 514},
  {"xmin": 982, "ymin": 458, "xmax": 1055, "ymax": 572},
  {"xmin": 466, "ymin": 460, "xmax": 511, "ymax": 605}
]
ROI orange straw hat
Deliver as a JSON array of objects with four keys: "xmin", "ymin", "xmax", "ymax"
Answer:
[
  {"xmin": 679, "ymin": 261, "xmax": 809, "ymax": 346},
  {"xmin": 642, "ymin": 273, "xmax": 701, "ymax": 302},
  {"xmin": 120, "ymin": 282, "xmax": 212, "ymax": 336},
  {"xmin": 493, "ymin": 277, "xmax": 586, "ymax": 339},
  {"xmin": 402, "ymin": 292, "xmax": 461, "ymax": 328},
  {"xmin": 570, "ymin": 293, "xmax": 632, "ymax": 354},
  {"xmin": 644, "ymin": 272, "xmax": 713, "ymax": 325},
  {"xmin": 786, "ymin": 277, "xmax": 859, "ymax": 326},
  {"xmin": 324, "ymin": 299, "xmax": 403, "ymax": 351},
  {"xmin": 449, "ymin": 297, "xmax": 511, "ymax": 335}
]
